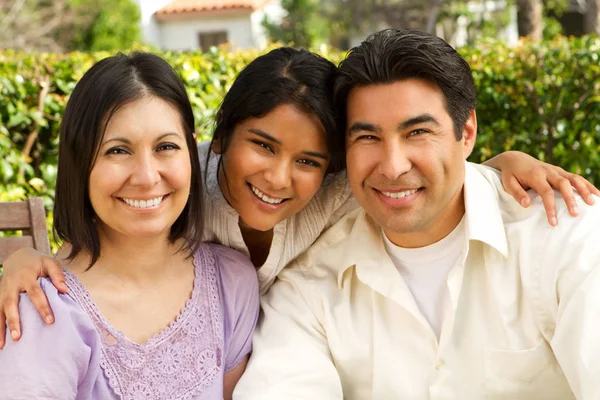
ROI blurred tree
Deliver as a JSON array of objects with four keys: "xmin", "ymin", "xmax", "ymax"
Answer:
[
  {"xmin": 0, "ymin": 0, "xmax": 85, "ymax": 51},
  {"xmin": 262, "ymin": 0, "xmax": 328, "ymax": 48},
  {"xmin": 516, "ymin": 0, "xmax": 543, "ymax": 39},
  {"xmin": 0, "ymin": 0, "xmax": 141, "ymax": 52},
  {"xmin": 71, "ymin": 0, "xmax": 141, "ymax": 51},
  {"xmin": 586, "ymin": 0, "xmax": 600, "ymax": 34}
]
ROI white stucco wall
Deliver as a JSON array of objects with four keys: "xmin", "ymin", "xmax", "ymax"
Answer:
[
  {"xmin": 159, "ymin": 14, "xmax": 253, "ymax": 50},
  {"xmin": 135, "ymin": 0, "xmax": 173, "ymax": 48},
  {"xmin": 135, "ymin": 0, "xmax": 283, "ymax": 50}
]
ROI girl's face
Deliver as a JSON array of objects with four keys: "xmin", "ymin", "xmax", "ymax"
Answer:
[
  {"xmin": 88, "ymin": 97, "xmax": 192, "ymax": 241},
  {"xmin": 215, "ymin": 104, "xmax": 330, "ymax": 232}
]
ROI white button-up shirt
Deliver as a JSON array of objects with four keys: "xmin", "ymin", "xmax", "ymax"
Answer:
[{"xmin": 234, "ymin": 163, "xmax": 600, "ymax": 400}]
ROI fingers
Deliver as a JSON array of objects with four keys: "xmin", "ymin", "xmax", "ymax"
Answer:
[
  {"xmin": 3, "ymin": 294, "xmax": 21, "ymax": 343},
  {"xmin": 503, "ymin": 175, "xmax": 531, "ymax": 208},
  {"xmin": 24, "ymin": 280, "xmax": 54, "ymax": 325},
  {"xmin": 526, "ymin": 170, "xmax": 558, "ymax": 226},
  {"xmin": 562, "ymin": 173, "xmax": 598, "ymax": 207},
  {"xmin": 44, "ymin": 258, "xmax": 67, "ymax": 294},
  {"xmin": 538, "ymin": 185, "xmax": 559, "ymax": 226},
  {"xmin": 547, "ymin": 174, "xmax": 579, "ymax": 217}
]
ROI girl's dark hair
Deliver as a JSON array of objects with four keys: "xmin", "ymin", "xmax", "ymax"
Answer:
[
  {"xmin": 54, "ymin": 52, "xmax": 204, "ymax": 267},
  {"xmin": 210, "ymin": 47, "xmax": 344, "ymax": 174}
]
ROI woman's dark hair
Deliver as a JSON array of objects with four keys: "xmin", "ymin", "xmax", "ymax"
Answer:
[
  {"xmin": 334, "ymin": 29, "xmax": 477, "ymax": 150},
  {"xmin": 53, "ymin": 52, "xmax": 204, "ymax": 267},
  {"xmin": 210, "ymin": 47, "xmax": 344, "ymax": 174}
]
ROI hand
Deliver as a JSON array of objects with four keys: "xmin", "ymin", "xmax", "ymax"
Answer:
[
  {"xmin": 485, "ymin": 151, "xmax": 600, "ymax": 226},
  {"xmin": 0, "ymin": 248, "xmax": 67, "ymax": 350}
]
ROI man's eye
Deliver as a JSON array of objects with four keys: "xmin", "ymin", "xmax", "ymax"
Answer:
[
  {"xmin": 408, "ymin": 129, "xmax": 427, "ymax": 137},
  {"xmin": 357, "ymin": 135, "xmax": 378, "ymax": 141}
]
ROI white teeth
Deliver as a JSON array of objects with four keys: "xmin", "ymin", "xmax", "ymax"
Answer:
[
  {"xmin": 381, "ymin": 189, "xmax": 418, "ymax": 199},
  {"xmin": 250, "ymin": 185, "xmax": 285, "ymax": 205},
  {"xmin": 122, "ymin": 196, "xmax": 164, "ymax": 209}
]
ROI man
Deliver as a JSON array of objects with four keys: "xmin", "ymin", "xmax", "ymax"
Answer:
[{"xmin": 234, "ymin": 29, "xmax": 600, "ymax": 399}]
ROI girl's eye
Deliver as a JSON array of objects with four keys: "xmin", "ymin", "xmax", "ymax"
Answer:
[
  {"xmin": 297, "ymin": 158, "xmax": 322, "ymax": 168},
  {"xmin": 357, "ymin": 135, "xmax": 378, "ymax": 141},
  {"xmin": 157, "ymin": 143, "xmax": 180, "ymax": 152},
  {"xmin": 251, "ymin": 140, "xmax": 274, "ymax": 153},
  {"xmin": 105, "ymin": 147, "xmax": 129, "ymax": 155}
]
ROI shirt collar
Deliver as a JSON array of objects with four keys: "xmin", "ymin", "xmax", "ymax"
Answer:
[{"xmin": 336, "ymin": 162, "xmax": 508, "ymax": 287}]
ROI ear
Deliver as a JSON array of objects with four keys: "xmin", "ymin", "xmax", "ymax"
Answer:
[
  {"xmin": 211, "ymin": 137, "xmax": 223, "ymax": 155},
  {"xmin": 461, "ymin": 109, "xmax": 477, "ymax": 159}
]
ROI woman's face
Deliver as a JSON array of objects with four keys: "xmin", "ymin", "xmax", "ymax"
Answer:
[
  {"xmin": 215, "ymin": 104, "xmax": 330, "ymax": 232},
  {"xmin": 88, "ymin": 97, "xmax": 192, "ymax": 241}
]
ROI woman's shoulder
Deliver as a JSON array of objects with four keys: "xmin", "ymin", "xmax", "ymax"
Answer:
[
  {"xmin": 202, "ymin": 244, "xmax": 255, "ymax": 277},
  {"xmin": 36, "ymin": 277, "xmax": 89, "ymax": 319},
  {"xmin": 196, "ymin": 244, "xmax": 258, "ymax": 296}
]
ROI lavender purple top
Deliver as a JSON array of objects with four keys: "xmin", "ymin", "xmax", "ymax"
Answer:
[{"xmin": 0, "ymin": 243, "xmax": 260, "ymax": 400}]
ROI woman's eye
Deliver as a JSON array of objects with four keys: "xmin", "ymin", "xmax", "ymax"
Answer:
[
  {"xmin": 297, "ymin": 159, "xmax": 321, "ymax": 168},
  {"xmin": 105, "ymin": 147, "xmax": 129, "ymax": 155},
  {"xmin": 157, "ymin": 143, "xmax": 179, "ymax": 152}
]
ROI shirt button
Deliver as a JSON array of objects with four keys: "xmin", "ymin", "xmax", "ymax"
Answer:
[{"xmin": 435, "ymin": 360, "xmax": 444, "ymax": 370}]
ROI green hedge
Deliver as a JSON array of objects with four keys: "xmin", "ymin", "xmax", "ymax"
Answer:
[{"xmin": 1, "ymin": 37, "xmax": 599, "ymax": 249}]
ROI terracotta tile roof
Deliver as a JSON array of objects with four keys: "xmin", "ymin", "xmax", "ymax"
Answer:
[{"xmin": 156, "ymin": 0, "xmax": 265, "ymax": 15}]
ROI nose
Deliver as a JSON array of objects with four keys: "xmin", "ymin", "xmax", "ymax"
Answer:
[
  {"xmin": 377, "ymin": 141, "xmax": 412, "ymax": 181},
  {"xmin": 129, "ymin": 151, "xmax": 161, "ymax": 188},
  {"xmin": 263, "ymin": 158, "xmax": 292, "ymax": 190}
]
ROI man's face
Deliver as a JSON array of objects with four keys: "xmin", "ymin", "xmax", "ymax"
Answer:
[{"xmin": 345, "ymin": 79, "xmax": 477, "ymax": 248}]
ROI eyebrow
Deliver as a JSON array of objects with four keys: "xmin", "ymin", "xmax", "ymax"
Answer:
[
  {"xmin": 347, "ymin": 122, "xmax": 382, "ymax": 136},
  {"xmin": 101, "ymin": 132, "xmax": 182, "ymax": 146},
  {"xmin": 347, "ymin": 114, "xmax": 441, "ymax": 137},
  {"xmin": 397, "ymin": 114, "xmax": 441, "ymax": 131},
  {"xmin": 248, "ymin": 128, "xmax": 329, "ymax": 161}
]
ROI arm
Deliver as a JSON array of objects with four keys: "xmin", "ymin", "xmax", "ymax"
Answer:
[
  {"xmin": 536, "ymin": 197, "xmax": 600, "ymax": 399},
  {"xmin": 483, "ymin": 151, "xmax": 599, "ymax": 225},
  {"xmin": 0, "ymin": 247, "xmax": 66, "ymax": 349},
  {"xmin": 233, "ymin": 263, "xmax": 343, "ymax": 400},
  {"xmin": 0, "ymin": 278, "xmax": 100, "ymax": 399},
  {"xmin": 213, "ymin": 245, "xmax": 260, "ymax": 400},
  {"xmin": 224, "ymin": 356, "xmax": 249, "ymax": 400}
]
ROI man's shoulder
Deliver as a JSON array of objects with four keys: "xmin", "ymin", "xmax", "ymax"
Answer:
[
  {"xmin": 467, "ymin": 163, "xmax": 600, "ymax": 231},
  {"xmin": 280, "ymin": 208, "xmax": 364, "ymax": 285}
]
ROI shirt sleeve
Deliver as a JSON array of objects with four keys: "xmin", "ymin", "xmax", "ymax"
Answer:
[
  {"xmin": 536, "ymin": 195, "xmax": 600, "ymax": 399},
  {"xmin": 213, "ymin": 245, "xmax": 260, "ymax": 372},
  {"xmin": 0, "ymin": 278, "xmax": 102, "ymax": 400},
  {"xmin": 233, "ymin": 262, "xmax": 343, "ymax": 399}
]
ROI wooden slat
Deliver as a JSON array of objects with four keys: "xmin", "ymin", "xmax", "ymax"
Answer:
[
  {"xmin": 28, "ymin": 197, "xmax": 51, "ymax": 255},
  {"xmin": 0, "ymin": 236, "xmax": 34, "ymax": 265},
  {"xmin": 0, "ymin": 198, "xmax": 51, "ymax": 264},
  {"xmin": 0, "ymin": 202, "xmax": 32, "ymax": 230}
]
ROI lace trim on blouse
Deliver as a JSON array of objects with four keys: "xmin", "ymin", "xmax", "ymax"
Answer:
[{"xmin": 64, "ymin": 244, "xmax": 223, "ymax": 400}]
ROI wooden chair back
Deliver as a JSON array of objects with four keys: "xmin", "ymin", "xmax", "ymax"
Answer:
[{"xmin": 0, "ymin": 197, "xmax": 51, "ymax": 265}]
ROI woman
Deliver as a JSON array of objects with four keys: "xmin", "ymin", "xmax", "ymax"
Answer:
[
  {"xmin": 1, "ymin": 48, "xmax": 598, "ymax": 346},
  {"xmin": 0, "ymin": 52, "xmax": 259, "ymax": 400}
]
